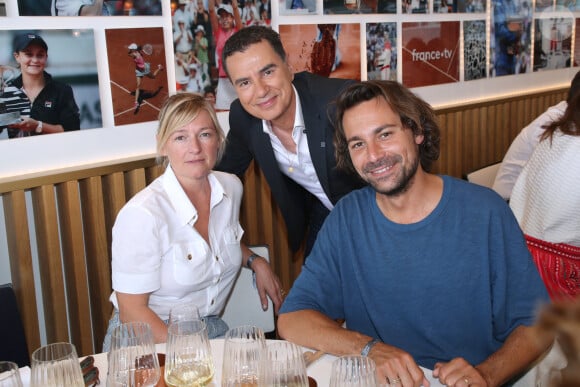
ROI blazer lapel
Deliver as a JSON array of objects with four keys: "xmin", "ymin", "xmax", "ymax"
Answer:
[{"xmin": 300, "ymin": 87, "xmax": 331, "ymax": 196}]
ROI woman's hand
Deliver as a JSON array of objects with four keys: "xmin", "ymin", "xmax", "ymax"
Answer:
[{"xmin": 251, "ymin": 257, "xmax": 284, "ymax": 314}]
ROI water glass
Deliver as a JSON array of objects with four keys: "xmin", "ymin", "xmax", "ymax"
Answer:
[
  {"xmin": 259, "ymin": 341, "xmax": 308, "ymax": 387},
  {"xmin": 329, "ymin": 355, "xmax": 378, "ymax": 387},
  {"xmin": 0, "ymin": 361, "xmax": 23, "ymax": 387},
  {"xmin": 168, "ymin": 303, "xmax": 201, "ymax": 325},
  {"xmin": 165, "ymin": 319, "xmax": 214, "ymax": 386},
  {"xmin": 221, "ymin": 325, "xmax": 266, "ymax": 387},
  {"xmin": 30, "ymin": 342, "xmax": 84, "ymax": 387},
  {"xmin": 107, "ymin": 322, "xmax": 160, "ymax": 387}
]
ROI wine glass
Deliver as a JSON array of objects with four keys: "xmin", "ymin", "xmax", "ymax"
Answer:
[
  {"xmin": 221, "ymin": 325, "xmax": 266, "ymax": 387},
  {"xmin": 168, "ymin": 303, "xmax": 201, "ymax": 325},
  {"xmin": 165, "ymin": 318, "xmax": 214, "ymax": 386},
  {"xmin": 30, "ymin": 342, "xmax": 84, "ymax": 387},
  {"xmin": 259, "ymin": 341, "xmax": 308, "ymax": 387},
  {"xmin": 329, "ymin": 355, "xmax": 378, "ymax": 386},
  {"xmin": 107, "ymin": 322, "xmax": 160, "ymax": 387},
  {"xmin": 0, "ymin": 361, "xmax": 23, "ymax": 387}
]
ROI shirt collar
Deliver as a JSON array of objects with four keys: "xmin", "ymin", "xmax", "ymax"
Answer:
[{"xmin": 163, "ymin": 166, "xmax": 226, "ymax": 226}]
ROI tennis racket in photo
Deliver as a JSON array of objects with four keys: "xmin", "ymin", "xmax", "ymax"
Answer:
[{"xmin": 142, "ymin": 44, "xmax": 153, "ymax": 55}]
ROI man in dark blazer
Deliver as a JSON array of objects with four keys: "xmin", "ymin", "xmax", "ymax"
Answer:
[{"xmin": 216, "ymin": 26, "xmax": 364, "ymax": 257}]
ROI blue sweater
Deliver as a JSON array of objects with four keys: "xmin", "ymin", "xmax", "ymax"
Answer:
[{"xmin": 280, "ymin": 175, "xmax": 549, "ymax": 369}]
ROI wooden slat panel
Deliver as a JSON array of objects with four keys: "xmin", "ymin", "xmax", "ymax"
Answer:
[
  {"xmin": 124, "ymin": 168, "xmax": 147, "ymax": 200},
  {"xmin": 55, "ymin": 181, "xmax": 93, "ymax": 355},
  {"xmin": 2, "ymin": 190, "xmax": 40, "ymax": 356},
  {"xmin": 102, "ymin": 172, "xmax": 127, "ymax": 241},
  {"xmin": 79, "ymin": 176, "xmax": 112, "ymax": 354},
  {"xmin": 31, "ymin": 185, "xmax": 68, "ymax": 344}
]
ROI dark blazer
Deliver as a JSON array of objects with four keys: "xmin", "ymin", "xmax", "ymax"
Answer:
[{"xmin": 215, "ymin": 72, "xmax": 364, "ymax": 251}]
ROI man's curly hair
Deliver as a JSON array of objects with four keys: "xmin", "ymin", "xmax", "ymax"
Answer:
[{"xmin": 334, "ymin": 80, "xmax": 440, "ymax": 176}]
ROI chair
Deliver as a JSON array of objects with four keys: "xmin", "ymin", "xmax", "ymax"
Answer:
[
  {"xmin": 221, "ymin": 245, "xmax": 275, "ymax": 334},
  {"xmin": 465, "ymin": 162, "xmax": 501, "ymax": 189},
  {"xmin": 0, "ymin": 283, "xmax": 30, "ymax": 367}
]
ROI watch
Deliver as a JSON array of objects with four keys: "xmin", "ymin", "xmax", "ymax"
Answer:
[
  {"xmin": 246, "ymin": 253, "xmax": 260, "ymax": 271},
  {"xmin": 35, "ymin": 120, "xmax": 43, "ymax": 133}
]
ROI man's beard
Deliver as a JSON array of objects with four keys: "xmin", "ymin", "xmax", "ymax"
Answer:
[{"xmin": 362, "ymin": 154, "xmax": 420, "ymax": 197}]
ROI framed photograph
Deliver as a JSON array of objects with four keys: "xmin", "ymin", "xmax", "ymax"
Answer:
[
  {"xmin": 464, "ymin": 20, "xmax": 487, "ymax": 80},
  {"xmin": 17, "ymin": 0, "xmax": 162, "ymax": 16},
  {"xmin": 104, "ymin": 27, "xmax": 169, "ymax": 126},
  {"xmin": 533, "ymin": 17, "xmax": 572, "ymax": 71},
  {"xmin": 366, "ymin": 22, "xmax": 397, "ymax": 81},
  {"xmin": 402, "ymin": 21, "xmax": 460, "ymax": 87},
  {"xmin": 0, "ymin": 29, "xmax": 101, "ymax": 140},
  {"xmin": 279, "ymin": 23, "xmax": 361, "ymax": 80}
]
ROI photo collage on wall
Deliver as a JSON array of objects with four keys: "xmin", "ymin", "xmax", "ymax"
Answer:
[{"xmin": 0, "ymin": 1, "xmax": 168, "ymax": 141}]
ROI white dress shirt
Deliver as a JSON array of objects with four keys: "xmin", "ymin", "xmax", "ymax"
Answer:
[
  {"xmin": 262, "ymin": 86, "xmax": 334, "ymax": 210},
  {"xmin": 110, "ymin": 167, "xmax": 244, "ymax": 320}
]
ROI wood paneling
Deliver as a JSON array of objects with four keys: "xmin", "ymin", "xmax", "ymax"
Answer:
[{"xmin": 0, "ymin": 87, "xmax": 567, "ymax": 357}]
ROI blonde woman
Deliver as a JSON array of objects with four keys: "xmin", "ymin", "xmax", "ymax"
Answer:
[{"xmin": 103, "ymin": 93, "xmax": 283, "ymax": 351}]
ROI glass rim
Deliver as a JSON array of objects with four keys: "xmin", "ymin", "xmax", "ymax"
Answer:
[{"xmin": 31, "ymin": 342, "xmax": 77, "ymax": 362}]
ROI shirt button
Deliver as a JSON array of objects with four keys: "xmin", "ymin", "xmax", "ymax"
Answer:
[
  {"xmin": 215, "ymin": 255, "xmax": 219, "ymax": 261},
  {"xmin": 211, "ymin": 299, "xmax": 215, "ymax": 305},
  {"xmin": 187, "ymin": 254, "xmax": 192, "ymax": 260}
]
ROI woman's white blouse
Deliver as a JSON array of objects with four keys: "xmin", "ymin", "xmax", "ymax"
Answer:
[{"xmin": 110, "ymin": 167, "xmax": 244, "ymax": 321}]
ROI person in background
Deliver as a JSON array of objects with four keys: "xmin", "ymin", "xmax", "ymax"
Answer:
[
  {"xmin": 51, "ymin": 0, "xmax": 111, "ymax": 15},
  {"xmin": 278, "ymin": 80, "xmax": 552, "ymax": 387},
  {"xmin": 509, "ymin": 90, "xmax": 580, "ymax": 301},
  {"xmin": 215, "ymin": 26, "xmax": 364, "ymax": 257},
  {"xmin": 0, "ymin": 33, "xmax": 80, "ymax": 138},
  {"xmin": 493, "ymin": 70, "xmax": 580, "ymax": 200},
  {"xmin": 209, "ymin": 0, "xmax": 242, "ymax": 110},
  {"xmin": 102, "ymin": 93, "xmax": 283, "ymax": 351},
  {"xmin": 127, "ymin": 42, "xmax": 164, "ymax": 113},
  {"xmin": 193, "ymin": 25, "xmax": 210, "ymax": 85}
]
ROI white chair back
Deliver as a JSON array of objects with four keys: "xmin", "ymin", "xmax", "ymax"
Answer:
[
  {"xmin": 466, "ymin": 162, "xmax": 501, "ymax": 189},
  {"xmin": 221, "ymin": 245, "xmax": 275, "ymax": 333}
]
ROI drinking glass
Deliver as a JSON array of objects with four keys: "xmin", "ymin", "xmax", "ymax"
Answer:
[
  {"xmin": 107, "ymin": 322, "xmax": 160, "ymax": 387},
  {"xmin": 168, "ymin": 303, "xmax": 201, "ymax": 325},
  {"xmin": 30, "ymin": 342, "xmax": 84, "ymax": 387},
  {"xmin": 0, "ymin": 361, "xmax": 23, "ymax": 387},
  {"xmin": 221, "ymin": 325, "xmax": 266, "ymax": 387},
  {"xmin": 164, "ymin": 318, "xmax": 214, "ymax": 386},
  {"xmin": 329, "ymin": 355, "xmax": 378, "ymax": 387},
  {"xmin": 259, "ymin": 341, "xmax": 308, "ymax": 387}
]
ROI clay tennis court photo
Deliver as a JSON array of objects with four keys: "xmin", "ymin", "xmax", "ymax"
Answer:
[{"xmin": 105, "ymin": 27, "xmax": 169, "ymax": 127}]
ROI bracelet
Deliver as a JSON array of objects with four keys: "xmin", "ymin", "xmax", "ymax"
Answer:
[
  {"xmin": 360, "ymin": 338, "xmax": 381, "ymax": 357},
  {"xmin": 246, "ymin": 253, "xmax": 260, "ymax": 271}
]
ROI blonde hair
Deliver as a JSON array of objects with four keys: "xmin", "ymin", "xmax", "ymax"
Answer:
[{"xmin": 156, "ymin": 92, "xmax": 226, "ymax": 167}]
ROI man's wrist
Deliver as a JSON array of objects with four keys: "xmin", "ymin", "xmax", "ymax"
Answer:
[{"xmin": 361, "ymin": 338, "xmax": 381, "ymax": 357}]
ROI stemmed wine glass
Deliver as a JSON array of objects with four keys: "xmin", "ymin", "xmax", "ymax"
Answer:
[
  {"xmin": 107, "ymin": 322, "xmax": 160, "ymax": 387},
  {"xmin": 30, "ymin": 342, "xmax": 84, "ymax": 387}
]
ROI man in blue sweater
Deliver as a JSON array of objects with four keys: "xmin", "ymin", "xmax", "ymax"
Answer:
[{"xmin": 278, "ymin": 80, "xmax": 552, "ymax": 387}]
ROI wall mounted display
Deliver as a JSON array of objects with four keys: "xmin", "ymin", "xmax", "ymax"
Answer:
[
  {"xmin": 533, "ymin": 17, "xmax": 572, "ymax": 71},
  {"xmin": 279, "ymin": 0, "xmax": 318, "ymax": 15},
  {"xmin": 0, "ymin": 29, "xmax": 101, "ymax": 140},
  {"xmin": 402, "ymin": 0, "xmax": 429, "ymax": 13},
  {"xmin": 17, "ymin": 0, "xmax": 162, "ymax": 16},
  {"xmin": 366, "ymin": 22, "xmax": 397, "ymax": 81},
  {"xmin": 0, "ymin": 1, "xmax": 5, "ymax": 16},
  {"xmin": 463, "ymin": 20, "xmax": 487, "ymax": 81},
  {"xmin": 105, "ymin": 27, "xmax": 168, "ymax": 126},
  {"xmin": 324, "ymin": 0, "xmax": 397, "ymax": 14},
  {"xmin": 402, "ymin": 21, "xmax": 459, "ymax": 87},
  {"xmin": 279, "ymin": 23, "xmax": 361, "ymax": 80},
  {"xmin": 490, "ymin": 0, "xmax": 532, "ymax": 77}
]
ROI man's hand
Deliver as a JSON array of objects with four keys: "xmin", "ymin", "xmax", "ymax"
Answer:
[
  {"xmin": 433, "ymin": 358, "xmax": 488, "ymax": 387},
  {"xmin": 370, "ymin": 343, "xmax": 429, "ymax": 387}
]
